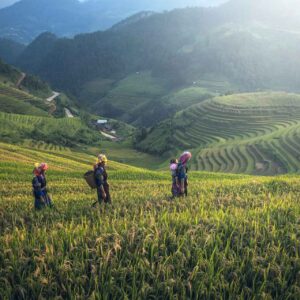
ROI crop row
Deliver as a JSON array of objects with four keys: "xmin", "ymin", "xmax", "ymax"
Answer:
[
  {"xmin": 176, "ymin": 99, "xmax": 300, "ymax": 151},
  {"xmin": 0, "ymin": 168, "xmax": 300, "ymax": 298},
  {"xmin": 193, "ymin": 123, "xmax": 300, "ymax": 175}
]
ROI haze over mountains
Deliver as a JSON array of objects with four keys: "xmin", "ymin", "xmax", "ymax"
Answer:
[
  {"xmin": 0, "ymin": 0, "xmax": 226, "ymax": 43},
  {"xmin": 1, "ymin": 0, "xmax": 300, "ymax": 175},
  {"xmin": 7, "ymin": 0, "xmax": 299, "ymax": 126}
]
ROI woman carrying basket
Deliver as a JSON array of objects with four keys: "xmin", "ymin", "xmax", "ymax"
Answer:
[{"xmin": 93, "ymin": 154, "xmax": 111, "ymax": 206}]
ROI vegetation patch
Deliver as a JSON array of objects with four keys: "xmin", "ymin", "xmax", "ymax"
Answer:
[{"xmin": 0, "ymin": 142, "xmax": 299, "ymax": 299}]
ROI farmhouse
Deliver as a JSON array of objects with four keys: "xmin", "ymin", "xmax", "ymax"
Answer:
[{"xmin": 96, "ymin": 119, "xmax": 108, "ymax": 125}]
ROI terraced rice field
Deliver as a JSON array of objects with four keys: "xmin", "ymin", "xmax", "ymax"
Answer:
[
  {"xmin": 0, "ymin": 142, "xmax": 299, "ymax": 299},
  {"xmin": 191, "ymin": 93, "xmax": 300, "ymax": 175},
  {"xmin": 140, "ymin": 92, "xmax": 300, "ymax": 175},
  {"xmin": 0, "ymin": 112, "xmax": 103, "ymax": 146},
  {"xmin": 0, "ymin": 112, "xmax": 85, "ymax": 133}
]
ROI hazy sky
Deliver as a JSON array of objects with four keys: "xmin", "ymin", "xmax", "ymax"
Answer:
[
  {"xmin": 0, "ymin": 0, "xmax": 82, "ymax": 8},
  {"xmin": 0, "ymin": 0, "xmax": 225, "ymax": 9},
  {"xmin": 0, "ymin": 0, "xmax": 86, "ymax": 9},
  {"xmin": 0, "ymin": 0, "xmax": 16, "ymax": 9}
]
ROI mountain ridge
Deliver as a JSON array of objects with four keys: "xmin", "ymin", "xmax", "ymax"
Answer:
[
  {"xmin": 14, "ymin": 0, "xmax": 300, "ymax": 126},
  {"xmin": 0, "ymin": 0, "xmax": 227, "ymax": 43}
]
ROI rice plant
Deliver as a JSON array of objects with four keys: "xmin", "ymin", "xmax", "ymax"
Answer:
[{"xmin": 0, "ymin": 142, "xmax": 299, "ymax": 299}]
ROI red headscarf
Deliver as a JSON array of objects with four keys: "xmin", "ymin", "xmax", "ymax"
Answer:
[{"xmin": 33, "ymin": 163, "xmax": 48, "ymax": 176}]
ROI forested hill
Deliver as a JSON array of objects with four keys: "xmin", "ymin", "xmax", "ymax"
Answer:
[
  {"xmin": 0, "ymin": 38, "xmax": 25, "ymax": 64},
  {"xmin": 13, "ymin": 0, "xmax": 300, "ymax": 125},
  {"xmin": 17, "ymin": 0, "xmax": 300, "ymax": 90},
  {"xmin": 0, "ymin": 0, "xmax": 226, "ymax": 44}
]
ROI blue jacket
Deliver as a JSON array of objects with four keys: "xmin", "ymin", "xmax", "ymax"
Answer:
[
  {"xmin": 32, "ymin": 174, "xmax": 47, "ymax": 198},
  {"xmin": 177, "ymin": 162, "xmax": 187, "ymax": 180},
  {"xmin": 94, "ymin": 165, "xmax": 108, "ymax": 187}
]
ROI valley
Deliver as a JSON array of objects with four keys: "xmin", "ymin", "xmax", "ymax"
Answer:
[{"xmin": 0, "ymin": 0, "xmax": 300, "ymax": 298}]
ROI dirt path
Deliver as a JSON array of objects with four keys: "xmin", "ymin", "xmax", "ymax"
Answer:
[
  {"xmin": 64, "ymin": 108, "xmax": 74, "ymax": 118},
  {"xmin": 46, "ymin": 91, "xmax": 60, "ymax": 102},
  {"xmin": 16, "ymin": 72, "xmax": 26, "ymax": 88},
  {"xmin": 100, "ymin": 131, "xmax": 118, "ymax": 141}
]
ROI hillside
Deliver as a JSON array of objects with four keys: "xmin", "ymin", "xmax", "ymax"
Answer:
[
  {"xmin": 2, "ymin": 0, "xmax": 300, "ymax": 176},
  {"xmin": 0, "ymin": 60, "xmax": 101, "ymax": 146},
  {"xmin": 0, "ymin": 0, "xmax": 226, "ymax": 43},
  {"xmin": 0, "ymin": 60, "xmax": 158, "ymax": 167},
  {"xmin": 0, "ymin": 112, "xmax": 104, "ymax": 146},
  {"xmin": 0, "ymin": 59, "xmax": 56, "ymax": 115},
  {"xmin": 0, "ymin": 141, "xmax": 300, "ymax": 298},
  {"xmin": 1, "ymin": 1, "xmax": 300, "ymax": 297},
  {"xmin": 13, "ymin": 0, "xmax": 300, "ymax": 127},
  {"xmin": 0, "ymin": 38, "xmax": 25, "ymax": 64},
  {"xmin": 137, "ymin": 92, "xmax": 300, "ymax": 175}
]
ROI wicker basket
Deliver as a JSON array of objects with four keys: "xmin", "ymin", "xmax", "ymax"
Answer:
[{"xmin": 84, "ymin": 170, "xmax": 97, "ymax": 189}]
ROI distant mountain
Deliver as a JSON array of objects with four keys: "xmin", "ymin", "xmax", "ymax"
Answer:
[
  {"xmin": 15, "ymin": 0, "xmax": 300, "ymax": 126},
  {"xmin": 0, "ymin": 0, "xmax": 227, "ymax": 43}
]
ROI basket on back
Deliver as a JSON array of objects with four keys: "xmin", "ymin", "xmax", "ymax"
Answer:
[{"xmin": 84, "ymin": 170, "xmax": 97, "ymax": 189}]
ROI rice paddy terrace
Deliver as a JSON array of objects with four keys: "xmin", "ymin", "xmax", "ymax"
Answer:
[
  {"xmin": 0, "ymin": 111, "xmax": 103, "ymax": 146},
  {"xmin": 0, "ymin": 142, "xmax": 300, "ymax": 298},
  {"xmin": 140, "ymin": 92, "xmax": 300, "ymax": 175}
]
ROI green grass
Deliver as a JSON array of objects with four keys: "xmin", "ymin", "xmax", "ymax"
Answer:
[
  {"xmin": 92, "ymin": 72, "xmax": 168, "ymax": 115},
  {"xmin": 94, "ymin": 141, "xmax": 165, "ymax": 169},
  {"xmin": 137, "ymin": 92, "xmax": 300, "ymax": 175},
  {"xmin": 84, "ymin": 72, "xmax": 178, "ymax": 126},
  {"xmin": 84, "ymin": 75, "xmax": 219, "ymax": 126},
  {"xmin": 0, "ymin": 142, "xmax": 299, "ymax": 298},
  {"xmin": 189, "ymin": 75, "xmax": 238, "ymax": 94},
  {"xmin": 0, "ymin": 94, "xmax": 49, "ymax": 116},
  {"xmin": 0, "ymin": 82, "xmax": 52, "ymax": 116},
  {"xmin": 164, "ymin": 86, "xmax": 216, "ymax": 107},
  {"xmin": 217, "ymin": 92, "xmax": 300, "ymax": 107}
]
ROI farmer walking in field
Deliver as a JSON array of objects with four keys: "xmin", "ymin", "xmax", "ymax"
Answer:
[
  {"xmin": 32, "ymin": 162, "xmax": 53, "ymax": 209},
  {"xmin": 177, "ymin": 151, "xmax": 192, "ymax": 197},
  {"xmin": 93, "ymin": 154, "xmax": 111, "ymax": 206},
  {"xmin": 169, "ymin": 152, "xmax": 192, "ymax": 198}
]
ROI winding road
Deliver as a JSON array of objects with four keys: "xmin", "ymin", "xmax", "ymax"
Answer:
[
  {"xmin": 100, "ymin": 131, "xmax": 118, "ymax": 141},
  {"xmin": 46, "ymin": 91, "xmax": 60, "ymax": 102},
  {"xmin": 64, "ymin": 108, "xmax": 74, "ymax": 118}
]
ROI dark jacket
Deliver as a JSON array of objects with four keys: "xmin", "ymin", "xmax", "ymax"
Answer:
[
  {"xmin": 177, "ymin": 162, "xmax": 187, "ymax": 181},
  {"xmin": 94, "ymin": 164, "xmax": 108, "ymax": 187},
  {"xmin": 32, "ymin": 174, "xmax": 47, "ymax": 198}
]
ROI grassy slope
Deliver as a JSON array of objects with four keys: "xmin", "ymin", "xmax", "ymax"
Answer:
[
  {"xmin": 0, "ymin": 83, "xmax": 50, "ymax": 116},
  {"xmin": 0, "ymin": 142, "xmax": 299, "ymax": 298},
  {"xmin": 164, "ymin": 86, "xmax": 216, "ymax": 108},
  {"xmin": 0, "ymin": 60, "xmax": 53, "ymax": 116},
  {"xmin": 0, "ymin": 65, "xmax": 157, "ymax": 169},
  {"xmin": 138, "ymin": 92, "xmax": 300, "ymax": 175},
  {"xmin": 95, "ymin": 141, "xmax": 165, "ymax": 170},
  {"xmin": 0, "ymin": 112, "xmax": 103, "ymax": 146},
  {"xmin": 88, "ymin": 72, "xmax": 168, "ymax": 121},
  {"xmin": 83, "ymin": 72, "xmax": 219, "ymax": 126}
]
